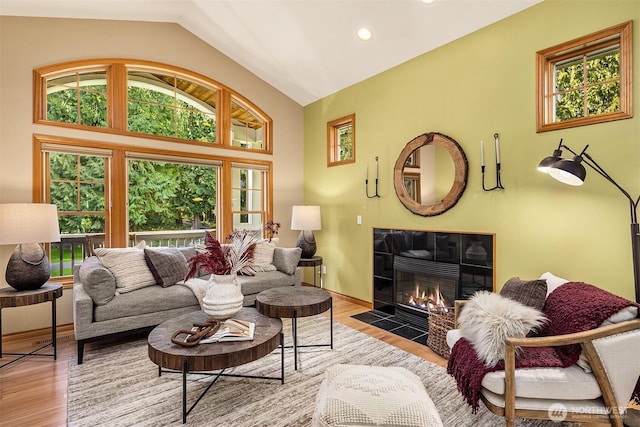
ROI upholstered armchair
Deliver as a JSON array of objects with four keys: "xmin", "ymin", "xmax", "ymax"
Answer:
[{"xmin": 446, "ymin": 273, "xmax": 640, "ymax": 427}]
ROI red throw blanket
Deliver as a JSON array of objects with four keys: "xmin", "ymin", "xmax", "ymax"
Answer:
[{"xmin": 447, "ymin": 282, "xmax": 640, "ymax": 413}]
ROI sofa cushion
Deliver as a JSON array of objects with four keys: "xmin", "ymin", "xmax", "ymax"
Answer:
[
  {"xmin": 251, "ymin": 240, "xmax": 277, "ymax": 272},
  {"xmin": 273, "ymin": 247, "xmax": 302, "ymax": 275},
  {"xmin": 236, "ymin": 270, "xmax": 299, "ymax": 296},
  {"xmin": 78, "ymin": 256, "xmax": 116, "ymax": 306},
  {"xmin": 144, "ymin": 247, "xmax": 187, "ymax": 287},
  {"xmin": 458, "ymin": 291, "xmax": 547, "ymax": 367},
  {"xmin": 93, "ymin": 284, "xmax": 199, "ymax": 322},
  {"xmin": 481, "ymin": 364, "xmax": 602, "ymax": 400},
  {"xmin": 500, "ymin": 277, "xmax": 547, "ymax": 312},
  {"xmin": 94, "ymin": 245, "xmax": 157, "ymax": 294}
]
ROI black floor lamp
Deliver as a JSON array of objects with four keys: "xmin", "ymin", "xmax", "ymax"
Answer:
[{"xmin": 538, "ymin": 140, "xmax": 640, "ymax": 303}]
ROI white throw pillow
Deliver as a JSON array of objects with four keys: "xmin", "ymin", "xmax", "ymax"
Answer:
[
  {"xmin": 251, "ymin": 239, "xmax": 277, "ymax": 272},
  {"xmin": 458, "ymin": 291, "xmax": 547, "ymax": 367},
  {"xmin": 539, "ymin": 271, "xmax": 569, "ymax": 297},
  {"xmin": 94, "ymin": 241, "xmax": 157, "ymax": 294}
]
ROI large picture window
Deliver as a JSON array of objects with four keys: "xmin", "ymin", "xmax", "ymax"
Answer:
[
  {"xmin": 35, "ymin": 138, "xmax": 271, "ymax": 282},
  {"xmin": 536, "ymin": 21, "xmax": 632, "ymax": 132}
]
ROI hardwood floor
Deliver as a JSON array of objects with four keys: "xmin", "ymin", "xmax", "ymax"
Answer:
[{"xmin": 0, "ymin": 293, "xmax": 446, "ymax": 426}]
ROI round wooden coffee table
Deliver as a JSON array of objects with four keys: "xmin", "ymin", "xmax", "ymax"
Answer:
[
  {"xmin": 256, "ymin": 286, "xmax": 332, "ymax": 370},
  {"xmin": 148, "ymin": 307, "xmax": 283, "ymax": 423}
]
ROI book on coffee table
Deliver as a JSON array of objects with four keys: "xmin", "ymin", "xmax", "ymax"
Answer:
[{"xmin": 199, "ymin": 319, "xmax": 255, "ymax": 343}]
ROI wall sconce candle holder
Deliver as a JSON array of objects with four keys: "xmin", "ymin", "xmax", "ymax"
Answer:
[
  {"xmin": 366, "ymin": 156, "xmax": 380, "ymax": 198},
  {"xmin": 482, "ymin": 133, "xmax": 505, "ymax": 191}
]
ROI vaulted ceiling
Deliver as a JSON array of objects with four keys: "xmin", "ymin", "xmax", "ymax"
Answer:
[{"xmin": 0, "ymin": 0, "xmax": 542, "ymax": 106}]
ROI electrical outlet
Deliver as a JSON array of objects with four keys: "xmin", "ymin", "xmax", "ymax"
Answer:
[
  {"xmin": 321, "ymin": 265, "xmax": 327, "ymax": 275},
  {"xmin": 356, "ymin": 215, "xmax": 362, "ymax": 225}
]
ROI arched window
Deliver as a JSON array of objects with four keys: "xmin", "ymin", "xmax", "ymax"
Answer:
[{"xmin": 34, "ymin": 59, "xmax": 272, "ymax": 153}]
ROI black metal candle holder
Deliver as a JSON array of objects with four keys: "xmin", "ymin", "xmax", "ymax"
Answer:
[
  {"xmin": 482, "ymin": 133, "xmax": 505, "ymax": 191},
  {"xmin": 366, "ymin": 156, "xmax": 380, "ymax": 198}
]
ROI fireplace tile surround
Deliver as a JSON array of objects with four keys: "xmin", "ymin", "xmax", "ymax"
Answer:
[{"xmin": 373, "ymin": 228, "xmax": 495, "ymax": 331}]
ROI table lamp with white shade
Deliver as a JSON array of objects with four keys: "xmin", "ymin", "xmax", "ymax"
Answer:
[
  {"xmin": 291, "ymin": 205, "xmax": 321, "ymax": 259},
  {"xmin": 0, "ymin": 203, "xmax": 61, "ymax": 291}
]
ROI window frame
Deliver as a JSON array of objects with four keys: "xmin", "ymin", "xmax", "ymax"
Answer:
[
  {"xmin": 536, "ymin": 21, "xmax": 633, "ymax": 133},
  {"xmin": 33, "ymin": 134, "xmax": 273, "ymax": 284},
  {"xmin": 34, "ymin": 59, "xmax": 273, "ymax": 154},
  {"xmin": 327, "ymin": 114, "xmax": 356, "ymax": 166}
]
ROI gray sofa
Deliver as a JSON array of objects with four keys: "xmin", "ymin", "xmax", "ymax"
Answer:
[{"xmin": 73, "ymin": 245, "xmax": 302, "ymax": 364}]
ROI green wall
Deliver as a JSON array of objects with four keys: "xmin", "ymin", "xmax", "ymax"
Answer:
[{"xmin": 304, "ymin": 0, "xmax": 640, "ymax": 303}]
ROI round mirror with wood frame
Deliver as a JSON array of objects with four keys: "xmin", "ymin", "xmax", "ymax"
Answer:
[{"xmin": 393, "ymin": 132, "xmax": 468, "ymax": 216}]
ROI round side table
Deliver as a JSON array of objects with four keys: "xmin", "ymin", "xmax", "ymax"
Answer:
[
  {"xmin": 256, "ymin": 286, "xmax": 332, "ymax": 370},
  {"xmin": 297, "ymin": 256, "xmax": 323, "ymax": 287},
  {"xmin": 0, "ymin": 283, "xmax": 63, "ymax": 369}
]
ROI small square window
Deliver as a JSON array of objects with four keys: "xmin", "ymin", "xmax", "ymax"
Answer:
[
  {"xmin": 327, "ymin": 114, "xmax": 355, "ymax": 166},
  {"xmin": 536, "ymin": 21, "xmax": 632, "ymax": 132}
]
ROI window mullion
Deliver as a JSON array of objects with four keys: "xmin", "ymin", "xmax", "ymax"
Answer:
[{"xmin": 111, "ymin": 64, "xmax": 128, "ymax": 131}]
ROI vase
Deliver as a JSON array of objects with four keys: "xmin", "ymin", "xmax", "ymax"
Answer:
[{"xmin": 201, "ymin": 274, "xmax": 244, "ymax": 320}]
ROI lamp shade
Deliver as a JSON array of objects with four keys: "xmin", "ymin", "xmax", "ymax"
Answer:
[
  {"xmin": 0, "ymin": 203, "xmax": 61, "ymax": 245},
  {"xmin": 548, "ymin": 158, "xmax": 586, "ymax": 186},
  {"xmin": 537, "ymin": 153, "xmax": 562, "ymax": 173},
  {"xmin": 291, "ymin": 205, "xmax": 321, "ymax": 231}
]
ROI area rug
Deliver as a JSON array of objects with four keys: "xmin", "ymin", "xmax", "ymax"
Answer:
[{"xmin": 67, "ymin": 316, "xmax": 573, "ymax": 426}]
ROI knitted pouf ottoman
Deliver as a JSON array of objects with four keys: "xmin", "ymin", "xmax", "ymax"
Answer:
[{"xmin": 312, "ymin": 364, "xmax": 443, "ymax": 427}]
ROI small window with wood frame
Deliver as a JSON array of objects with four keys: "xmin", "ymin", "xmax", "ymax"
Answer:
[
  {"xmin": 536, "ymin": 21, "xmax": 633, "ymax": 133},
  {"xmin": 327, "ymin": 114, "xmax": 355, "ymax": 166}
]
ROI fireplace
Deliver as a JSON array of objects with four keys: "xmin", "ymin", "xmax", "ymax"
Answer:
[
  {"xmin": 394, "ymin": 256, "xmax": 458, "ymax": 329},
  {"xmin": 373, "ymin": 228, "xmax": 494, "ymax": 331}
]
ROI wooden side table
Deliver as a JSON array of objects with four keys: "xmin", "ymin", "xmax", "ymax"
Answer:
[
  {"xmin": 0, "ymin": 283, "xmax": 63, "ymax": 369},
  {"xmin": 256, "ymin": 286, "xmax": 332, "ymax": 370},
  {"xmin": 298, "ymin": 255, "xmax": 323, "ymax": 287}
]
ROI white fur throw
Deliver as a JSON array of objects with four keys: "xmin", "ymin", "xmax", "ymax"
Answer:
[{"xmin": 458, "ymin": 291, "xmax": 547, "ymax": 367}]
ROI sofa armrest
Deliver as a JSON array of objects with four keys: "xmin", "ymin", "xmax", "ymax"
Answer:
[
  {"xmin": 501, "ymin": 318, "xmax": 640, "ymax": 422},
  {"xmin": 73, "ymin": 283, "xmax": 95, "ymax": 340}
]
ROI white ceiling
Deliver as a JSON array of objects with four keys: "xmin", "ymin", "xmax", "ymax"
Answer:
[{"xmin": 0, "ymin": 0, "xmax": 542, "ymax": 106}]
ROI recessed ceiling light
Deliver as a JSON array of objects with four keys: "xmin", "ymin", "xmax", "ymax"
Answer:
[
  {"xmin": 357, "ymin": 28, "xmax": 372, "ymax": 41},
  {"xmin": 421, "ymin": 0, "xmax": 436, "ymax": 3}
]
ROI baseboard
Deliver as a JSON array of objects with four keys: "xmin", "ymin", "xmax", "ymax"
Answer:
[{"xmin": 325, "ymin": 290, "xmax": 372, "ymax": 309}]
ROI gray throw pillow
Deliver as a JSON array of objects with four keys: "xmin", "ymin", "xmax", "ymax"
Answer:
[
  {"xmin": 79, "ymin": 256, "xmax": 117, "ymax": 305},
  {"xmin": 500, "ymin": 277, "xmax": 548, "ymax": 312},
  {"xmin": 144, "ymin": 247, "xmax": 188, "ymax": 287},
  {"xmin": 273, "ymin": 247, "xmax": 302, "ymax": 275}
]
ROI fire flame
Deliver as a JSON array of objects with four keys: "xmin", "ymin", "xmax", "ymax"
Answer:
[{"xmin": 408, "ymin": 284, "xmax": 449, "ymax": 313}]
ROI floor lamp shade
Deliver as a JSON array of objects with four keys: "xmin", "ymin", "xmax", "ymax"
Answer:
[
  {"xmin": 291, "ymin": 206, "xmax": 321, "ymax": 259},
  {"xmin": 0, "ymin": 204, "xmax": 61, "ymax": 290}
]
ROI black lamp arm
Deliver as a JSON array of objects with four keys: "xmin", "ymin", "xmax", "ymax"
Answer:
[{"xmin": 560, "ymin": 143, "xmax": 639, "ymax": 223}]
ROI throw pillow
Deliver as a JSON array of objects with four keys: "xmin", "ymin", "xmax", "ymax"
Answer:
[
  {"xmin": 499, "ymin": 277, "xmax": 547, "ymax": 311},
  {"xmin": 273, "ymin": 247, "xmax": 302, "ymax": 275},
  {"xmin": 251, "ymin": 240, "xmax": 277, "ymax": 272},
  {"xmin": 94, "ymin": 243, "xmax": 157, "ymax": 294},
  {"xmin": 539, "ymin": 271, "xmax": 569, "ymax": 297},
  {"xmin": 458, "ymin": 291, "xmax": 547, "ymax": 367},
  {"xmin": 144, "ymin": 247, "xmax": 187, "ymax": 287},
  {"xmin": 78, "ymin": 256, "xmax": 117, "ymax": 305}
]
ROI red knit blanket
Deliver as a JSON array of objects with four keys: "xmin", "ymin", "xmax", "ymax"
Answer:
[{"xmin": 446, "ymin": 282, "xmax": 640, "ymax": 412}]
